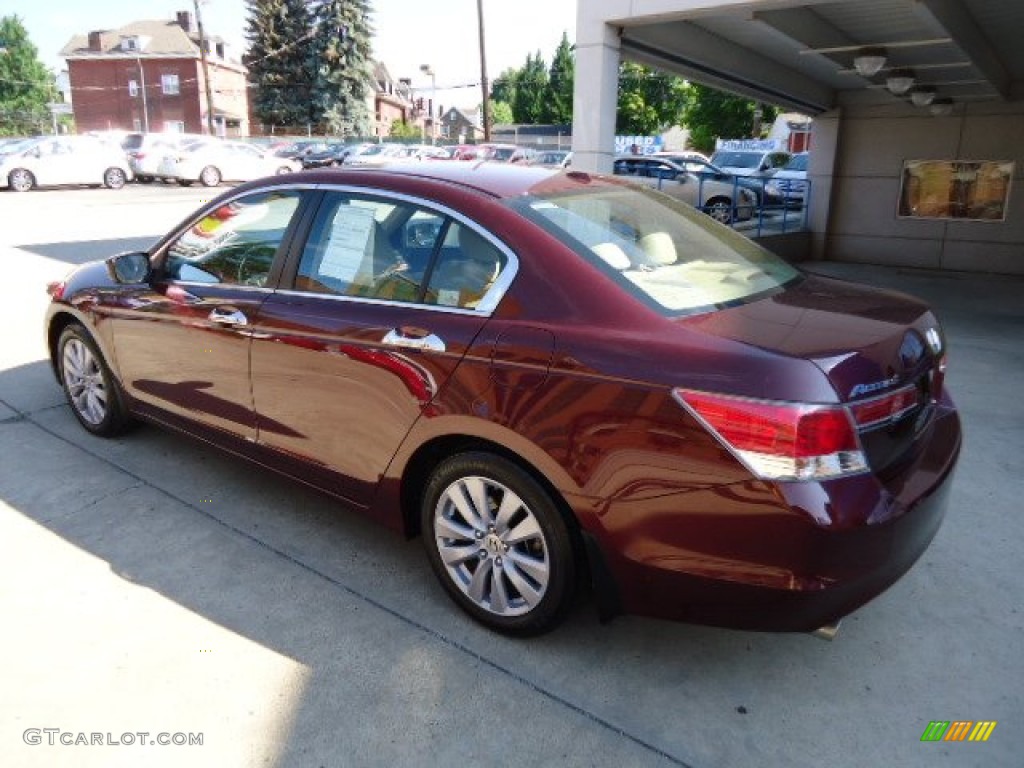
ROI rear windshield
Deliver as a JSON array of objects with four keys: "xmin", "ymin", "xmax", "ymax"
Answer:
[{"xmin": 509, "ymin": 183, "xmax": 801, "ymax": 315}]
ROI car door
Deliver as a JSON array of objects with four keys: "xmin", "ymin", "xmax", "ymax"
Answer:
[
  {"xmin": 250, "ymin": 190, "xmax": 514, "ymax": 508},
  {"xmin": 108, "ymin": 189, "xmax": 308, "ymax": 442}
]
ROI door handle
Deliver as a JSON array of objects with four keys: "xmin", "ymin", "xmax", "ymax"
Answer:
[
  {"xmin": 208, "ymin": 307, "xmax": 248, "ymax": 326},
  {"xmin": 382, "ymin": 327, "xmax": 446, "ymax": 352}
]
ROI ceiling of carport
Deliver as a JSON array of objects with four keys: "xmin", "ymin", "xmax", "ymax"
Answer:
[{"xmin": 617, "ymin": 0, "xmax": 1024, "ymax": 114}]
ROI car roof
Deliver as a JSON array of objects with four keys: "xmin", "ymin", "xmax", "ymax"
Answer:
[{"xmin": 290, "ymin": 162, "xmax": 615, "ymax": 200}]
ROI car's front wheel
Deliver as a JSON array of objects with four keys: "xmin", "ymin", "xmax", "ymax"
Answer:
[
  {"xmin": 199, "ymin": 165, "xmax": 222, "ymax": 187},
  {"xmin": 57, "ymin": 324, "xmax": 133, "ymax": 437},
  {"xmin": 8, "ymin": 168, "xmax": 35, "ymax": 192},
  {"xmin": 104, "ymin": 167, "xmax": 127, "ymax": 189},
  {"xmin": 704, "ymin": 197, "xmax": 734, "ymax": 224},
  {"xmin": 421, "ymin": 452, "xmax": 578, "ymax": 636}
]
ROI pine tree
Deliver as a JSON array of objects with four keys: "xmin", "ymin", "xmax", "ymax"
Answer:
[
  {"xmin": 308, "ymin": 0, "xmax": 374, "ymax": 137},
  {"xmin": 511, "ymin": 52, "xmax": 548, "ymax": 124},
  {"xmin": 0, "ymin": 15, "xmax": 55, "ymax": 136},
  {"xmin": 544, "ymin": 32, "xmax": 574, "ymax": 124},
  {"xmin": 244, "ymin": 0, "xmax": 314, "ymax": 130}
]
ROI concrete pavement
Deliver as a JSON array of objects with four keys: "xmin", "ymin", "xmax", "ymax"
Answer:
[{"xmin": 1, "ymin": 186, "xmax": 1021, "ymax": 767}]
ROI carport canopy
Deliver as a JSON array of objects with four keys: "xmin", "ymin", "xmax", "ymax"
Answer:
[{"xmin": 571, "ymin": 0, "xmax": 1024, "ymax": 172}]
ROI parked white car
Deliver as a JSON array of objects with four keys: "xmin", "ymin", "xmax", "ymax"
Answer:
[
  {"xmin": 343, "ymin": 143, "xmax": 407, "ymax": 167},
  {"xmin": 1, "ymin": 136, "xmax": 133, "ymax": 192},
  {"xmin": 158, "ymin": 140, "xmax": 301, "ymax": 186},
  {"xmin": 123, "ymin": 132, "xmax": 205, "ymax": 183}
]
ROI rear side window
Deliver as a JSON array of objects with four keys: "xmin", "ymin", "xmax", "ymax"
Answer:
[
  {"xmin": 295, "ymin": 193, "xmax": 509, "ymax": 310},
  {"xmin": 163, "ymin": 191, "xmax": 302, "ymax": 287}
]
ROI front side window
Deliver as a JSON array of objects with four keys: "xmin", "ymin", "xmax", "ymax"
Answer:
[
  {"xmin": 161, "ymin": 74, "xmax": 180, "ymax": 95},
  {"xmin": 511, "ymin": 184, "xmax": 800, "ymax": 315},
  {"xmin": 163, "ymin": 191, "xmax": 302, "ymax": 287},
  {"xmin": 295, "ymin": 193, "xmax": 509, "ymax": 310}
]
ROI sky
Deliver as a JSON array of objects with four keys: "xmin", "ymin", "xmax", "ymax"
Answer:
[{"xmin": 6, "ymin": 0, "xmax": 578, "ymax": 110}]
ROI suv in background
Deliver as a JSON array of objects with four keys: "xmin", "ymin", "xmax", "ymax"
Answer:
[
  {"xmin": 765, "ymin": 152, "xmax": 809, "ymax": 207},
  {"xmin": 710, "ymin": 148, "xmax": 790, "ymax": 179}
]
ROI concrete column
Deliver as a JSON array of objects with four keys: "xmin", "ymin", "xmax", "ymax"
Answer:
[
  {"xmin": 571, "ymin": 14, "xmax": 621, "ymax": 174},
  {"xmin": 807, "ymin": 108, "xmax": 842, "ymax": 259}
]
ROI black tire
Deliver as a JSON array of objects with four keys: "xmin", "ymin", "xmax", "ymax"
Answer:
[
  {"xmin": 104, "ymin": 167, "xmax": 127, "ymax": 189},
  {"xmin": 199, "ymin": 165, "xmax": 222, "ymax": 187},
  {"xmin": 8, "ymin": 168, "xmax": 35, "ymax": 192},
  {"xmin": 177, "ymin": 179, "xmax": 194, "ymax": 187},
  {"xmin": 421, "ymin": 451, "xmax": 577, "ymax": 636},
  {"xmin": 57, "ymin": 324, "xmax": 133, "ymax": 437},
  {"xmin": 275, "ymin": 165, "xmax": 293, "ymax": 175},
  {"xmin": 704, "ymin": 197, "xmax": 734, "ymax": 225},
  {"xmin": 136, "ymin": 175, "xmax": 154, "ymax": 184}
]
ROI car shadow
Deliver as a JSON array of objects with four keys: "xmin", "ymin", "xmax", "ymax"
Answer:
[{"xmin": 18, "ymin": 237, "xmax": 161, "ymax": 265}]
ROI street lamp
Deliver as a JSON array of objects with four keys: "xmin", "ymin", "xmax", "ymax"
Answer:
[{"xmin": 420, "ymin": 64, "xmax": 436, "ymax": 145}]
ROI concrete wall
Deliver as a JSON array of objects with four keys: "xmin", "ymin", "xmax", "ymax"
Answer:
[{"xmin": 813, "ymin": 100, "xmax": 1024, "ymax": 275}]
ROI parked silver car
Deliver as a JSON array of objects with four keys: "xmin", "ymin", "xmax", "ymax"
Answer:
[
  {"xmin": 158, "ymin": 140, "xmax": 300, "ymax": 186},
  {"xmin": 612, "ymin": 156, "xmax": 756, "ymax": 224}
]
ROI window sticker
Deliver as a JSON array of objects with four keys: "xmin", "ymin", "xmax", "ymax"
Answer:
[{"xmin": 318, "ymin": 205, "xmax": 376, "ymax": 282}]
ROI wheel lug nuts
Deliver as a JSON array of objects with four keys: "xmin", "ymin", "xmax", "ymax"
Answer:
[
  {"xmin": 478, "ymin": 549, "xmax": 487, "ymax": 559},
  {"xmin": 474, "ymin": 531, "xmax": 483, "ymax": 539},
  {"xmin": 495, "ymin": 558, "xmax": 502, "ymax": 568}
]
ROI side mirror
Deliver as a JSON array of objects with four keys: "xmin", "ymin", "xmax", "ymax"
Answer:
[{"xmin": 106, "ymin": 251, "xmax": 151, "ymax": 284}]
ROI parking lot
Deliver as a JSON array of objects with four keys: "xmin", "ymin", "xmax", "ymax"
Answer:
[{"xmin": 1, "ymin": 184, "xmax": 1021, "ymax": 767}]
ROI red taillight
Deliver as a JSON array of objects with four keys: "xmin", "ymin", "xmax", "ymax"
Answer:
[
  {"xmin": 848, "ymin": 384, "xmax": 919, "ymax": 429},
  {"xmin": 46, "ymin": 280, "xmax": 66, "ymax": 299},
  {"xmin": 673, "ymin": 389, "xmax": 867, "ymax": 481}
]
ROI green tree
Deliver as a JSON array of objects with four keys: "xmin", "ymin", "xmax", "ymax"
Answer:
[
  {"xmin": 244, "ymin": 0, "xmax": 314, "ymax": 129},
  {"xmin": 684, "ymin": 83, "xmax": 779, "ymax": 153},
  {"xmin": 511, "ymin": 52, "xmax": 548, "ymax": 124},
  {"xmin": 389, "ymin": 120, "xmax": 420, "ymax": 139},
  {"xmin": 544, "ymin": 31, "xmax": 574, "ymax": 124},
  {"xmin": 490, "ymin": 68, "xmax": 518, "ymax": 106},
  {"xmin": 0, "ymin": 15, "xmax": 55, "ymax": 136},
  {"xmin": 616, "ymin": 62, "xmax": 688, "ymax": 135},
  {"xmin": 490, "ymin": 100, "xmax": 513, "ymax": 125},
  {"xmin": 309, "ymin": 0, "xmax": 373, "ymax": 136}
]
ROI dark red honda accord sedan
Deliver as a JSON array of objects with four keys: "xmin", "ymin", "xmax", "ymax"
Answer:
[{"xmin": 44, "ymin": 163, "xmax": 960, "ymax": 636}]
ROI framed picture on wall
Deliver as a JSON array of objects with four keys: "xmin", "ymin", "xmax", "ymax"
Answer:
[{"xmin": 898, "ymin": 160, "xmax": 1014, "ymax": 221}]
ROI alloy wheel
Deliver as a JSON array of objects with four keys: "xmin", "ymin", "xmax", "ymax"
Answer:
[
  {"xmin": 61, "ymin": 338, "xmax": 108, "ymax": 426},
  {"xmin": 9, "ymin": 169, "xmax": 34, "ymax": 192},
  {"xmin": 433, "ymin": 475, "xmax": 550, "ymax": 617}
]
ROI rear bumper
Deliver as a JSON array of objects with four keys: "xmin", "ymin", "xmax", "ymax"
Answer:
[{"xmin": 582, "ymin": 399, "xmax": 961, "ymax": 632}]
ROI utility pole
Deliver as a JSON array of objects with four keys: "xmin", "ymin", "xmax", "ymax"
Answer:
[
  {"xmin": 194, "ymin": 0, "xmax": 216, "ymax": 135},
  {"xmin": 137, "ymin": 56, "xmax": 150, "ymax": 133},
  {"xmin": 476, "ymin": 0, "xmax": 491, "ymax": 141}
]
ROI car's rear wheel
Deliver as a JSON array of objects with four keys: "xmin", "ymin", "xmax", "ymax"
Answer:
[
  {"xmin": 421, "ymin": 452, "xmax": 577, "ymax": 636},
  {"xmin": 104, "ymin": 167, "xmax": 127, "ymax": 189},
  {"xmin": 136, "ymin": 175, "xmax": 154, "ymax": 184},
  {"xmin": 57, "ymin": 324, "xmax": 132, "ymax": 437},
  {"xmin": 8, "ymin": 168, "xmax": 35, "ymax": 192},
  {"xmin": 705, "ymin": 197, "xmax": 734, "ymax": 224},
  {"xmin": 199, "ymin": 165, "xmax": 222, "ymax": 187}
]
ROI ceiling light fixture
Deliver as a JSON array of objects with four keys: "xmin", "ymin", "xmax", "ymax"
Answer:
[
  {"xmin": 853, "ymin": 47, "xmax": 887, "ymax": 77},
  {"xmin": 886, "ymin": 68, "xmax": 916, "ymax": 96},
  {"xmin": 929, "ymin": 98, "xmax": 954, "ymax": 117},
  {"xmin": 910, "ymin": 86, "xmax": 937, "ymax": 107}
]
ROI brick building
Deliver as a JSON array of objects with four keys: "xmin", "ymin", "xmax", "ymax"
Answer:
[{"xmin": 60, "ymin": 11, "xmax": 249, "ymax": 136}]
